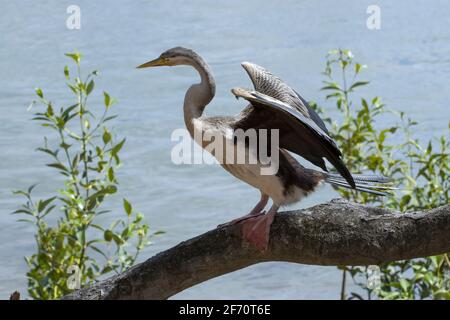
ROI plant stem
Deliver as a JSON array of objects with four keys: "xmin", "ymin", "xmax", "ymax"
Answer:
[
  {"xmin": 58, "ymin": 129, "xmax": 81, "ymax": 197},
  {"xmin": 76, "ymin": 63, "xmax": 89, "ymax": 274},
  {"xmin": 340, "ymin": 269, "xmax": 347, "ymax": 300}
]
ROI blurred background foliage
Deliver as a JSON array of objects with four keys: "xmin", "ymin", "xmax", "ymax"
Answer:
[
  {"xmin": 13, "ymin": 53, "xmax": 162, "ymax": 299},
  {"xmin": 311, "ymin": 49, "xmax": 449, "ymax": 299}
]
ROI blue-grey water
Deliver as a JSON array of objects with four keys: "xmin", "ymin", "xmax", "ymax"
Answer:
[{"xmin": 0, "ymin": 0, "xmax": 449, "ymax": 299}]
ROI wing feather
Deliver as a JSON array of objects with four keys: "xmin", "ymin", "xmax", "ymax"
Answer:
[
  {"xmin": 231, "ymin": 87, "xmax": 355, "ymax": 188},
  {"xmin": 241, "ymin": 62, "xmax": 329, "ymax": 133}
]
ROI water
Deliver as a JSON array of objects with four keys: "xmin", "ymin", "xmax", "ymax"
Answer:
[{"xmin": 0, "ymin": 0, "xmax": 449, "ymax": 299}]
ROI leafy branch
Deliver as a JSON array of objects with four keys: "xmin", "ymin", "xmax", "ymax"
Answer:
[
  {"xmin": 13, "ymin": 52, "xmax": 162, "ymax": 300},
  {"xmin": 313, "ymin": 49, "xmax": 450, "ymax": 300}
]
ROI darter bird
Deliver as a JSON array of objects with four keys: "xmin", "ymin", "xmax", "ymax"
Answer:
[{"xmin": 138, "ymin": 47, "xmax": 391, "ymax": 250}]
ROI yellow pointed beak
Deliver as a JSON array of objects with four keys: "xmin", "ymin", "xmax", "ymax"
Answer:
[{"xmin": 136, "ymin": 57, "xmax": 169, "ymax": 68}]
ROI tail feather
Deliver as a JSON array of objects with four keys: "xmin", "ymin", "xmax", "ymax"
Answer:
[
  {"xmin": 325, "ymin": 172, "xmax": 394, "ymax": 196},
  {"xmin": 327, "ymin": 172, "xmax": 391, "ymax": 183}
]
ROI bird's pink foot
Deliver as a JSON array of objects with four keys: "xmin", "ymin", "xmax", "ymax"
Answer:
[
  {"xmin": 217, "ymin": 193, "xmax": 269, "ymax": 228},
  {"xmin": 217, "ymin": 211, "xmax": 265, "ymax": 228},
  {"xmin": 241, "ymin": 206, "xmax": 278, "ymax": 251}
]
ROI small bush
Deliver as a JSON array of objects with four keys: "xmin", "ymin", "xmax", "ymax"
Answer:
[
  {"xmin": 13, "ymin": 53, "xmax": 161, "ymax": 299},
  {"xmin": 313, "ymin": 49, "xmax": 450, "ymax": 299}
]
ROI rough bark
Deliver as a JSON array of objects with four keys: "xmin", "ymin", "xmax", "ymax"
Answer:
[{"xmin": 62, "ymin": 199, "xmax": 450, "ymax": 300}]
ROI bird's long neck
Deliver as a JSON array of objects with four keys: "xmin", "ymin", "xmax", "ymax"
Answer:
[{"xmin": 183, "ymin": 56, "xmax": 216, "ymax": 137}]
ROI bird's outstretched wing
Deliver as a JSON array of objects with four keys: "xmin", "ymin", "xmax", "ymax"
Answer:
[
  {"xmin": 231, "ymin": 87, "xmax": 355, "ymax": 188},
  {"xmin": 241, "ymin": 62, "xmax": 328, "ymax": 133}
]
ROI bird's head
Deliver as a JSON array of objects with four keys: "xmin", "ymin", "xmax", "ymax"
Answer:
[{"xmin": 137, "ymin": 47, "xmax": 199, "ymax": 69}]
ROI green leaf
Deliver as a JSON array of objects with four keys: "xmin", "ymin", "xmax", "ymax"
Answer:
[
  {"xmin": 46, "ymin": 163, "xmax": 68, "ymax": 172},
  {"xmin": 325, "ymin": 92, "xmax": 342, "ymax": 100},
  {"xmin": 61, "ymin": 104, "xmax": 78, "ymax": 120},
  {"xmin": 103, "ymin": 92, "xmax": 114, "ymax": 108},
  {"xmin": 90, "ymin": 245, "xmax": 109, "ymax": 260},
  {"xmin": 41, "ymin": 205, "xmax": 56, "ymax": 218},
  {"xmin": 60, "ymin": 142, "xmax": 71, "ymax": 150},
  {"xmin": 37, "ymin": 196, "xmax": 56, "ymax": 213},
  {"xmin": 17, "ymin": 218, "xmax": 35, "ymax": 224},
  {"xmin": 399, "ymin": 278, "xmax": 410, "ymax": 292},
  {"xmin": 86, "ymin": 80, "xmax": 94, "ymax": 95},
  {"xmin": 426, "ymin": 141, "xmax": 432, "ymax": 154},
  {"xmin": 104, "ymin": 92, "xmax": 110, "ymax": 106},
  {"xmin": 112, "ymin": 234, "xmax": 124, "ymax": 245},
  {"xmin": 111, "ymin": 139, "xmax": 126, "ymax": 156},
  {"xmin": 67, "ymin": 83, "xmax": 78, "ymax": 95},
  {"xmin": 28, "ymin": 184, "xmax": 38, "ymax": 194},
  {"xmin": 64, "ymin": 66, "xmax": 70, "ymax": 79},
  {"xmin": 12, "ymin": 209, "xmax": 33, "ymax": 215},
  {"xmin": 104, "ymin": 230, "xmax": 113, "ymax": 242},
  {"xmin": 123, "ymin": 199, "xmax": 132, "ymax": 216},
  {"xmin": 32, "ymin": 116, "xmax": 51, "ymax": 122},
  {"xmin": 46, "ymin": 104, "xmax": 54, "ymax": 117},
  {"xmin": 104, "ymin": 115, "xmax": 118, "ymax": 122},
  {"xmin": 355, "ymin": 63, "xmax": 367, "ymax": 74},
  {"xmin": 342, "ymin": 49, "xmax": 353, "ymax": 58},
  {"xmin": 361, "ymin": 98, "xmax": 369, "ymax": 110},
  {"xmin": 108, "ymin": 167, "xmax": 114, "ymax": 182},
  {"xmin": 321, "ymin": 82, "xmax": 342, "ymax": 91},
  {"xmin": 349, "ymin": 81, "xmax": 369, "ymax": 91},
  {"xmin": 100, "ymin": 265, "xmax": 115, "ymax": 275},
  {"xmin": 35, "ymin": 88, "xmax": 43, "ymax": 98},
  {"xmin": 102, "ymin": 129, "xmax": 112, "ymax": 144},
  {"xmin": 65, "ymin": 52, "xmax": 82, "ymax": 64},
  {"xmin": 328, "ymin": 49, "xmax": 339, "ymax": 55},
  {"xmin": 91, "ymin": 224, "xmax": 105, "ymax": 231},
  {"xmin": 72, "ymin": 153, "xmax": 80, "ymax": 169},
  {"xmin": 104, "ymin": 185, "xmax": 117, "ymax": 194}
]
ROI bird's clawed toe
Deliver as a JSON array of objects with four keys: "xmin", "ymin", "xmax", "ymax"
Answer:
[
  {"xmin": 217, "ymin": 211, "xmax": 265, "ymax": 229},
  {"xmin": 241, "ymin": 212, "xmax": 276, "ymax": 251}
]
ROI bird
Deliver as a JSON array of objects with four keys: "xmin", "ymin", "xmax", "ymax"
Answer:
[{"xmin": 137, "ymin": 47, "xmax": 391, "ymax": 251}]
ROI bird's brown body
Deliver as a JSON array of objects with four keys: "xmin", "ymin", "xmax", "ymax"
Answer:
[{"xmin": 138, "ymin": 47, "xmax": 391, "ymax": 250}]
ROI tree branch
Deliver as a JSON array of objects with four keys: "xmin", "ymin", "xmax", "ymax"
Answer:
[{"xmin": 63, "ymin": 199, "xmax": 450, "ymax": 300}]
